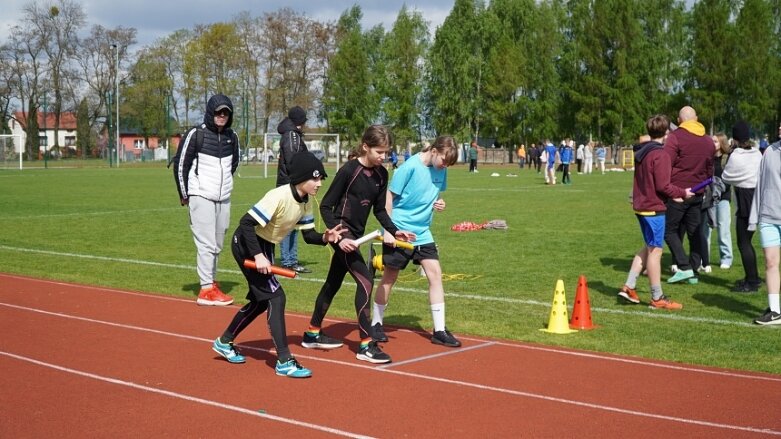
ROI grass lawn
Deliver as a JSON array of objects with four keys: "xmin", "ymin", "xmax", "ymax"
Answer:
[{"xmin": 1, "ymin": 159, "xmax": 778, "ymax": 374}]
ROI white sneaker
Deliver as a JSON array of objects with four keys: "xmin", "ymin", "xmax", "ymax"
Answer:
[
  {"xmin": 670, "ymin": 264, "xmax": 678, "ymax": 273},
  {"xmin": 720, "ymin": 263, "xmax": 731, "ymax": 270},
  {"xmin": 698, "ymin": 265, "xmax": 712, "ymax": 273}
]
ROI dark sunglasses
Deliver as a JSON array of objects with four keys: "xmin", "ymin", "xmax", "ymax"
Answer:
[{"xmin": 215, "ymin": 109, "xmax": 230, "ymax": 117}]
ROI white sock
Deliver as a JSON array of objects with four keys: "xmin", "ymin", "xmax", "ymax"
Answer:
[
  {"xmin": 372, "ymin": 302, "xmax": 386, "ymax": 326},
  {"xmin": 769, "ymin": 293, "xmax": 780, "ymax": 314},
  {"xmin": 431, "ymin": 303, "xmax": 445, "ymax": 332}
]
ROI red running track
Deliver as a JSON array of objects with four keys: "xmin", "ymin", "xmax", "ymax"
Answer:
[{"xmin": 1, "ymin": 273, "xmax": 780, "ymax": 438}]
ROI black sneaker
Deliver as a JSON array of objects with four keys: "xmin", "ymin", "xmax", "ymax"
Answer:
[
  {"xmin": 284, "ymin": 264, "xmax": 312, "ymax": 274},
  {"xmin": 301, "ymin": 331, "xmax": 343, "ymax": 349},
  {"xmin": 754, "ymin": 308, "xmax": 781, "ymax": 325},
  {"xmin": 431, "ymin": 328, "xmax": 461, "ymax": 347},
  {"xmin": 356, "ymin": 341, "xmax": 391, "ymax": 364},
  {"xmin": 731, "ymin": 280, "xmax": 761, "ymax": 293},
  {"xmin": 371, "ymin": 323, "xmax": 388, "ymax": 342}
]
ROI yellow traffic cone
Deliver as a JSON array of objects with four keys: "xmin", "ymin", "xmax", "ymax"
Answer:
[{"xmin": 540, "ymin": 279, "xmax": 578, "ymax": 334}]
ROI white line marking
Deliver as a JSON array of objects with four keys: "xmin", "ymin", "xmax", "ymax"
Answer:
[
  {"xmin": 0, "ymin": 207, "xmax": 180, "ymax": 220},
  {"xmin": 0, "ymin": 350, "xmax": 373, "ymax": 439},
  {"xmin": 1, "ymin": 273, "xmax": 779, "ymax": 382},
  {"xmin": 0, "ymin": 246, "xmax": 756, "ymax": 327},
  {"xmin": 379, "ymin": 341, "xmax": 496, "ymax": 369},
  {"xmin": 1, "ymin": 301, "xmax": 779, "ymax": 435}
]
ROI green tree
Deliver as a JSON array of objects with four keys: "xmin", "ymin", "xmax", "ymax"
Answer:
[
  {"xmin": 123, "ymin": 50, "xmax": 172, "ymax": 146},
  {"xmin": 425, "ymin": 0, "xmax": 488, "ymax": 140},
  {"xmin": 322, "ymin": 5, "xmax": 374, "ymax": 146},
  {"xmin": 733, "ymin": 0, "xmax": 777, "ymax": 131},
  {"xmin": 75, "ymin": 97, "xmax": 92, "ymax": 157},
  {"xmin": 689, "ymin": 0, "xmax": 733, "ymax": 132}
]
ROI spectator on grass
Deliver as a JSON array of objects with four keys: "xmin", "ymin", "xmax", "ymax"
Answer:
[
  {"xmin": 751, "ymin": 123, "xmax": 781, "ymax": 324},
  {"xmin": 576, "ymin": 143, "xmax": 584, "ymax": 174},
  {"xmin": 722, "ymin": 121, "xmax": 762, "ymax": 292},
  {"xmin": 517, "ymin": 144, "xmax": 526, "ymax": 169},
  {"xmin": 468, "ymin": 141, "xmax": 479, "ymax": 173},
  {"xmin": 560, "ymin": 139, "xmax": 573, "ymax": 185},
  {"xmin": 543, "ymin": 140, "xmax": 558, "ymax": 185},
  {"xmin": 276, "ymin": 106, "xmax": 311, "ymax": 274},
  {"xmin": 595, "ymin": 143, "xmax": 607, "ymax": 174},
  {"xmin": 173, "ymin": 93, "xmax": 240, "ymax": 306},
  {"xmin": 663, "ymin": 106, "xmax": 715, "ymax": 285},
  {"xmin": 584, "ymin": 142, "xmax": 594, "ymax": 174},
  {"xmin": 618, "ymin": 114, "xmax": 692, "ymax": 310},
  {"xmin": 707, "ymin": 133, "xmax": 733, "ymax": 270}
]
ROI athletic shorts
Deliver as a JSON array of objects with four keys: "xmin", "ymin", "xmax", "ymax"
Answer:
[
  {"xmin": 636, "ymin": 213, "xmax": 665, "ymax": 248},
  {"xmin": 383, "ymin": 242, "xmax": 438, "ymax": 270},
  {"xmin": 759, "ymin": 222, "xmax": 781, "ymax": 248}
]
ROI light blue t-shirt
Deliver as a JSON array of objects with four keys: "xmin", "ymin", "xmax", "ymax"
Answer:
[{"xmin": 388, "ymin": 153, "xmax": 447, "ymax": 245}]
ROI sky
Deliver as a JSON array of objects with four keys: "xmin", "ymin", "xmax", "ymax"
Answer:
[{"xmin": 0, "ymin": 0, "xmax": 455, "ymax": 49}]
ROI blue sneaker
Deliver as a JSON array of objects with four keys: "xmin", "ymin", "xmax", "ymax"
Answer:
[
  {"xmin": 275, "ymin": 357, "xmax": 312, "ymax": 378},
  {"xmin": 212, "ymin": 338, "xmax": 245, "ymax": 364}
]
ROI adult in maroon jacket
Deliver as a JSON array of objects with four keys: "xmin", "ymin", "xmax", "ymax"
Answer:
[{"xmin": 663, "ymin": 106, "xmax": 715, "ymax": 283}]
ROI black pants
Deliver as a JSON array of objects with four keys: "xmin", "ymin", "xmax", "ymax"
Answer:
[
  {"xmin": 665, "ymin": 197, "xmax": 703, "ymax": 271},
  {"xmin": 309, "ymin": 247, "xmax": 374, "ymax": 341},
  {"xmin": 735, "ymin": 215, "xmax": 760, "ymax": 283},
  {"xmin": 221, "ymin": 294, "xmax": 290, "ymax": 361},
  {"xmin": 469, "ymin": 159, "xmax": 477, "ymax": 172},
  {"xmin": 562, "ymin": 164, "xmax": 571, "ymax": 183}
]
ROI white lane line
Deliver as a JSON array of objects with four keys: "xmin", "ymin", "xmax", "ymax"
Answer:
[
  {"xmin": 379, "ymin": 341, "xmax": 496, "ymax": 369},
  {"xmin": 0, "ymin": 247, "xmax": 757, "ymax": 327},
  {"xmin": 0, "ymin": 273, "xmax": 778, "ymax": 382},
  {"xmin": 1, "ymin": 302, "xmax": 779, "ymax": 436},
  {"xmin": 0, "ymin": 350, "xmax": 373, "ymax": 439}
]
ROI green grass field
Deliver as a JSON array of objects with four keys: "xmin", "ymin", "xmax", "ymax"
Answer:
[{"xmin": 1, "ymin": 159, "xmax": 778, "ymax": 374}]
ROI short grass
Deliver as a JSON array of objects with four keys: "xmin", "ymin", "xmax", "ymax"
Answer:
[{"xmin": 1, "ymin": 160, "xmax": 778, "ymax": 374}]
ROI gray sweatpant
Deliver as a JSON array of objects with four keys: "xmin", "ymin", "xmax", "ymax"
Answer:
[{"xmin": 188, "ymin": 196, "xmax": 231, "ymax": 288}]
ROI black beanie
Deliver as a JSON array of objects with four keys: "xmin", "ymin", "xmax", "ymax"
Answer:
[
  {"xmin": 289, "ymin": 152, "xmax": 327, "ymax": 185},
  {"xmin": 732, "ymin": 121, "xmax": 750, "ymax": 143},
  {"xmin": 288, "ymin": 106, "xmax": 307, "ymax": 126}
]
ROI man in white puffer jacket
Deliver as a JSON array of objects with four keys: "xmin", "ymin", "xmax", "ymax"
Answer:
[{"xmin": 174, "ymin": 94, "xmax": 240, "ymax": 306}]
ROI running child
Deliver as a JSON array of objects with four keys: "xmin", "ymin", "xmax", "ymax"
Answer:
[
  {"xmin": 372, "ymin": 135, "xmax": 461, "ymax": 347},
  {"xmin": 301, "ymin": 125, "xmax": 415, "ymax": 364},
  {"xmin": 211, "ymin": 152, "xmax": 345, "ymax": 377}
]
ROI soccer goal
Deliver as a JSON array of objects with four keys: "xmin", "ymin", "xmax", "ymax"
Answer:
[
  {"xmin": 238, "ymin": 132, "xmax": 341, "ymax": 179},
  {"xmin": 0, "ymin": 134, "xmax": 23, "ymax": 170}
]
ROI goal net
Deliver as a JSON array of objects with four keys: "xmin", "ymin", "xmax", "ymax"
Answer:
[
  {"xmin": 0, "ymin": 134, "xmax": 23, "ymax": 170},
  {"xmin": 238, "ymin": 132, "xmax": 341, "ymax": 179}
]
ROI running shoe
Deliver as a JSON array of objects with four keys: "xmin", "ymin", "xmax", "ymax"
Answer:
[
  {"xmin": 301, "ymin": 331, "xmax": 344, "ymax": 350},
  {"xmin": 667, "ymin": 269, "xmax": 694, "ymax": 284},
  {"xmin": 431, "ymin": 328, "xmax": 461, "ymax": 347},
  {"xmin": 275, "ymin": 357, "xmax": 312, "ymax": 378},
  {"xmin": 617, "ymin": 285, "xmax": 640, "ymax": 304},
  {"xmin": 197, "ymin": 285, "xmax": 233, "ymax": 306},
  {"xmin": 371, "ymin": 323, "xmax": 388, "ymax": 343},
  {"xmin": 754, "ymin": 308, "xmax": 781, "ymax": 326},
  {"xmin": 212, "ymin": 338, "xmax": 245, "ymax": 364},
  {"xmin": 649, "ymin": 295, "xmax": 683, "ymax": 310},
  {"xmin": 356, "ymin": 341, "xmax": 391, "ymax": 364}
]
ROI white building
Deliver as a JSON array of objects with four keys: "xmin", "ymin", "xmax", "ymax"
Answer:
[{"xmin": 8, "ymin": 112, "xmax": 78, "ymax": 154}]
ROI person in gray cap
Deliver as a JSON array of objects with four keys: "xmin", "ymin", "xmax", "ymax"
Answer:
[
  {"xmin": 173, "ymin": 93, "xmax": 240, "ymax": 306},
  {"xmin": 276, "ymin": 106, "xmax": 311, "ymax": 273}
]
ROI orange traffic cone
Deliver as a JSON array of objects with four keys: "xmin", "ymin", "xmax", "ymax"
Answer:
[
  {"xmin": 569, "ymin": 275, "xmax": 598, "ymax": 330},
  {"xmin": 540, "ymin": 280, "xmax": 578, "ymax": 334}
]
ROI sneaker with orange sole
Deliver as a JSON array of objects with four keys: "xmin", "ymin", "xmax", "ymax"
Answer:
[
  {"xmin": 617, "ymin": 285, "xmax": 640, "ymax": 304},
  {"xmin": 649, "ymin": 295, "xmax": 682, "ymax": 310},
  {"xmin": 197, "ymin": 284, "xmax": 233, "ymax": 306}
]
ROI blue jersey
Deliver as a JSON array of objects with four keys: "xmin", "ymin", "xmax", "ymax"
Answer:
[
  {"xmin": 560, "ymin": 146, "xmax": 573, "ymax": 164},
  {"xmin": 387, "ymin": 153, "xmax": 446, "ymax": 245}
]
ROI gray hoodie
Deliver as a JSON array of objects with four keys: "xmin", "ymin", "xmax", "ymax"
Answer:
[{"xmin": 749, "ymin": 141, "xmax": 781, "ymax": 231}]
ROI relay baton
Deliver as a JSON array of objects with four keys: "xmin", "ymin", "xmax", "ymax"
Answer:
[
  {"xmin": 353, "ymin": 230, "xmax": 382, "ymax": 246},
  {"xmin": 373, "ymin": 235, "xmax": 414, "ymax": 250},
  {"xmin": 242, "ymin": 260, "xmax": 297, "ymax": 278},
  {"xmin": 691, "ymin": 177, "xmax": 713, "ymax": 193}
]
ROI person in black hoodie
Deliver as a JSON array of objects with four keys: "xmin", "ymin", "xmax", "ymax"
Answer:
[
  {"xmin": 173, "ymin": 94, "xmax": 240, "ymax": 306},
  {"xmin": 276, "ymin": 106, "xmax": 311, "ymax": 273}
]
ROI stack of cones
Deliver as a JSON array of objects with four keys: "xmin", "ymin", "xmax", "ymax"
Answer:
[
  {"xmin": 569, "ymin": 275, "xmax": 597, "ymax": 330},
  {"xmin": 540, "ymin": 280, "xmax": 578, "ymax": 334}
]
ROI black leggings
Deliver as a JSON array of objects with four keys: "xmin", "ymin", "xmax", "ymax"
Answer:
[
  {"xmin": 221, "ymin": 294, "xmax": 291, "ymax": 361},
  {"xmin": 735, "ymin": 215, "xmax": 760, "ymax": 283},
  {"xmin": 309, "ymin": 247, "xmax": 374, "ymax": 341}
]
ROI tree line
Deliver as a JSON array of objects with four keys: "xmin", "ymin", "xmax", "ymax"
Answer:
[{"xmin": 1, "ymin": 0, "xmax": 780, "ymax": 160}]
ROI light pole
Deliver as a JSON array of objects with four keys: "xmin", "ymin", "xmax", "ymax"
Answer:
[{"xmin": 111, "ymin": 43, "xmax": 120, "ymax": 167}]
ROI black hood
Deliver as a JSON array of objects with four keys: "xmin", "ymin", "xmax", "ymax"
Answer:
[
  {"xmin": 633, "ymin": 140, "xmax": 663, "ymax": 164},
  {"xmin": 277, "ymin": 117, "xmax": 299, "ymax": 135},
  {"xmin": 203, "ymin": 94, "xmax": 233, "ymax": 132}
]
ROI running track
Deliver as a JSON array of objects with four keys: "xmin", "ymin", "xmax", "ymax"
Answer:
[{"xmin": 1, "ymin": 273, "xmax": 780, "ymax": 438}]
